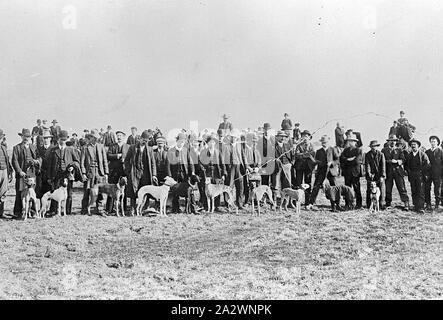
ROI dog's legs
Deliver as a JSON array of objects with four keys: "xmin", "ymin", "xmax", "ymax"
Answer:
[
  {"xmin": 211, "ymin": 197, "xmax": 215, "ymax": 214},
  {"xmin": 35, "ymin": 198, "xmax": 41, "ymax": 218}
]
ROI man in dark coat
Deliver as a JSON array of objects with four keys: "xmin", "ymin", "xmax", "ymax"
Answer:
[
  {"xmin": 153, "ymin": 136, "xmax": 169, "ymax": 184},
  {"xmin": 309, "ymin": 135, "xmax": 341, "ymax": 207},
  {"xmin": 0, "ymin": 129, "xmax": 13, "ymax": 217},
  {"xmin": 167, "ymin": 133, "xmax": 194, "ymax": 184},
  {"xmin": 340, "ymin": 134, "xmax": 363, "ymax": 209},
  {"xmin": 80, "ymin": 130, "xmax": 109, "ymax": 215},
  {"xmin": 124, "ymin": 130, "xmax": 158, "ymax": 215},
  {"xmin": 126, "ymin": 127, "xmax": 140, "ymax": 145},
  {"xmin": 382, "ymin": 134, "xmax": 410, "ymax": 210},
  {"xmin": 12, "ymin": 129, "xmax": 42, "ymax": 217},
  {"xmin": 294, "ymin": 130, "xmax": 315, "ymax": 204},
  {"xmin": 258, "ymin": 123, "xmax": 275, "ymax": 186},
  {"xmin": 335, "ymin": 122, "xmax": 345, "ymax": 148},
  {"xmin": 107, "ymin": 130, "xmax": 130, "ymax": 213},
  {"xmin": 365, "ymin": 140, "xmax": 386, "ymax": 209},
  {"xmin": 47, "ymin": 130, "xmax": 81, "ymax": 215},
  {"xmin": 36, "ymin": 129, "xmax": 55, "ymax": 200},
  {"xmin": 31, "ymin": 119, "xmax": 42, "ymax": 145},
  {"xmin": 50, "ymin": 119, "xmax": 61, "ymax": 145},
  {"xmin": 281, "ymin": 113, "xmax": 292, "ymax": 138},
  {"xmin": 404, "ymin": 139, "xmax": 430, "ymax": 213},
  {"xmin": 218, "ymin": 114, "xmax": 233, "ymax": 136},
  {"xmin": 425, "ymin": 135, "xmax": 443, "ymax": 210},
  {"xmin": 102, "ymin": 125, "xmax": 117, "ymax": 149}
]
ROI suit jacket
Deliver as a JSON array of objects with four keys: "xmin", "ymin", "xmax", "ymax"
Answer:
[
  {"xmin": 124, "ymin": 143, "xmax": 157, "ymax": 193},
  {"xmin": 167, "ymin": 146, "xmax": 194, "ymax": 178},
  {"xmin": 50, "ymin": 125, "xmax": 61, "ymax": 142},
  {"xmin": 126, "ymin": 134, "xmax": 140, "ymax": 145},
  {"xmin": 335, "ymin": 127, "xmax": 345, "ymax": 148},
  {"xmin": 37, "ymin": 144, "xmax": 54, "ymax": 180},
  {"xmin": 103, "ymin": 131, "xmax": 117, "ymax": 147},
  {"xmin": 405, "ymin": 150, "xmax": 430, "ymax": 176},
  {"xmin": 276, "ymin": 142, "xmax": 293, "ymax": 167},
  {"xmin": 382, "ymin": 146, "xmax": 406, "ymax": 177},
  {"xmin": 315, "ymin": 146, "xmax": 341, "ymax": 177},
  {"xmin": 200, "ymin": 147, "xmax": 225, "ymax": 179},
  {"xmin": 426, "ymin": 147, "xmax": 443, "ymax": 178},
  {"xmin": 80, "ymin": 143, "xmax": 109, "ymax": 177},
  {"xmin": 107, "ymin": 142, "xmax": 130, "ymax": 173},
  {"xmin": 364, "ymin": 150, "xmax": 386, "ymax": 181},
  {"xmin": 340, "ymin": 146, "xmax": 363, "ymax": 178},
  {"xmin": 47, "ymin": 145, "xmax": 80, "ymax": 180},
  {"xmin": 153, "ymin": 147, "xmax": 170, "ymax": 178},
  {"xmin": 12, "ymin": 142, "xmax": 41, "ymax": 178},
  {"xmin": 294, "ymin": 142, "xmax": 315, "ymax": 170},
  {"xmin": 0, "ymin": 144, "xmax": 13, "ymax": 176}
]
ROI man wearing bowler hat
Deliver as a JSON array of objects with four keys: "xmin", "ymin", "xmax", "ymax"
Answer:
[
  {"xmin": 404, "ymin": 139, "xmax": 430, "ymax": 214},
  {"xmin": 50, "ymin": 119, "xmax": 61, "ymax": 145},
  {"xmin": 12, "ymin": 129, "xmax": 42, "ymax": 217},
  {"xmin": 80, "ymin": 130, "xmax": 109, "ymax": 215},
  {"xmin": 340, "ymin": 133, "xmax": 363, "ymax": 209},
  {"xmin": 365, "ymin": 140, "xmax": 386, "ymax": 209},
  {"xmin": 382, "ymin": 134, "xmax": 410, "ymax": 210},
  {"xmin": 425, "ymin": 135, "xmax": 443, "ymax": 211},
  {"xmin": 0, "ymin": 129, "xmax": 13, "ymax": 217},
  {"xmin": 47, "ymin": 130, "xmax": 80, "ymax": 215}
]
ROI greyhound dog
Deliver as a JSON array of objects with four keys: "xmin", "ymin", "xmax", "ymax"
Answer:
[
  {"xmin": 368, "ymin": 181, "xmax": 381, "ymax": 213},
  {"xmin": 204, "ymin": 178, "xmax": 238, "ymax": 214},
  {"xmin": 280, "ymin": 184, "xmax": 310, "ymax": 214},
  {"xmin": 40, "ymin": 178, "xmax": 68, "ymax": 217},
  {"xmin": 88, "ymin": 176, "xmax": 128, "ymax": 216},
  {"xmin": 136, "ymin": 176, "xmax": 177, "ymax": 216},
  {"xmin": 250, "ymin": 182, "xmax": 275, "ymax": 216},
  {"xmin": 21, "ymin": 176, "xmax": 40, "ymax": 220}
]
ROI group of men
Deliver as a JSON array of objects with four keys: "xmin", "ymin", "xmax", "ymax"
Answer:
[{"xmin": 0, "ymin": 111, "xmax": 441, "ymax": 218}]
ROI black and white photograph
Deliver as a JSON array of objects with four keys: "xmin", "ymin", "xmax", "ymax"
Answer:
[{"xmin": 0, "ymin": 0, "xmax": 441, "ymax": 303}]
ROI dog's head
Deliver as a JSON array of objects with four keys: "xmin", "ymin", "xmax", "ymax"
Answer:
[
  {"xmin": 61, "ymin": 178, "xmax": 68, "ymax": 187},
  {"xmin": 164, "ymin": 176, "xmax": 178, "ymax": 187},
  {"xmin": 189, "ymin": 174, "xmax": 200, "ymax": 186},
  {"xmin": 300, "ymin": 183, "xmax": 310, "ymax": 191},
  {"xmin": 118, "ymin": 176, "xmax": 128, "ymax": 187},
  {"xmin": 249, "ymin": 181, "xmax": 258, "ymax": 190},
  {"xmin": 370, "ymin": 181, "xmax": 378, "ymax": 192},
  {"xmin": 24, "ymin": 177, "xmax": 35, "ymax": 187},
  {"xmin": 205, "ymin": 177, "xmax": 212, "ymax": 185}
]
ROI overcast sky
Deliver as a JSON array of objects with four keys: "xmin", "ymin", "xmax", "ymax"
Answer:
[{"xmin": 1, "ymin": 0, "xmax": 443, "ymax": 146}]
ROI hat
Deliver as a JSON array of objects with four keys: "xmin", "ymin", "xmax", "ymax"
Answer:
[
  {"xmin": 131, "ymin": 126, "xmax": 137, "ymax": 130},
  {"xmin": 176, "ymin": 133, "xmax": 187, "ymax": 141},
  {"xmin": 386, "ymin": 134, "xmax": 399, "ymax": 141},
  {"xmin": 400, "ymin": 110, "xmax": 405, "ymax": 114},
  {"xmin": 18, "ymin": 128, "xmax": 31, "ymax": 138},
  {"xmin": 222, "ymin": 114, "xmax": 229, "ymax": 119},
  {"xmin": 276, "ymin": 130, "xmax": 288, "ymax": 137},
  {"xmin": 88, "ymin": 129, "xmax": 101, "ymax": 139},
  {"xmin": 263, "ymin": 123, "xmax": 271, "ymax": 130},
  {"xmin": 301, "ymin": 130, "xmax": 312, "ymax": 137},
  {"xmin": 408, "ymin": 139, "xmax": 421, "ymax": 147},
  {"xmin": 58, "ymin": 130, "xmax": 69, "ymax": 141},
  {"xmin": 369, "ymin": 140, "xmax": 380, "ymax": 147},
  {"xmin": 141, "ymin": 130, "xmax": 151, "ymax": 139},
  {"xmin": 42, "ymin": 129, "xmax": 53, "ymax": 138},
  {"xmin": 0, "ymin": 129, "xmax": 5, "ymax": 137},
  {"xmin": 52, "ymin": 119, "xmax": 58, "ymax": 124},
  {"xmin": 284, "ymin": 113, "xmax": 289, "ymax": 117},
  {"xmin": 115, "ymin": 130, "xmax": 126, "ymax": 136},
  {"xmin": 345, "ymin": 133, "xmax": 359, "ymax": 142},
  {"xmin": 429, "ymin": 135, "xmax": 441, "ymax": 146},
  {"xmin": 294, "ymin": 123, "xmax": 300, "ymax": 126},
  {"xmin": 156, "ymin": 136, "xmax": 166, "ymax": 144},
  {"xmin": 107, "ymin": 125, "xmax": 112, "ymax": 130},
  {"xmin": 319, "ymin": 135, "xmax": 330, "ymax": 143}
]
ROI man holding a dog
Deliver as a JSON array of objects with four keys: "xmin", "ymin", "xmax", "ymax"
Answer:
[
  {"xmin": 382, "ymin": 134, "xmax": 410, "ymax": 210},
  {"xmin": 0, "ymin": 129, "xmax": 13, "ymax": 218},
  {"xmin": 47, "ymin": 130, "xmax": 80, "ymax": 215},
  {"xmin": 12, "ymin": 129, "xmax": 42, "ymax": 217},
  {"xmin": 80, "ymin": 130, "xmax": 109, "ymax": 215},
  {"xmin": 308, "ymin": 135, "xmax": 341, "ymax": 208},
  {"xmin": 340, "ymin": 133, "xmax": 363, "ymax": 209},
  {"xmin": 425, "ymin": 135, "xmax": 443, "ymax": 211},
  {"xmin": 124, "ymin": 130, "xmax": 158, "ymax": 215},
  {"xmin": 365, "ymin": 140, "xmax": 386, "ymax": 209},
  {"xmin": 404, "ymin": 139, "xmax": 430, "ymax": 214}
]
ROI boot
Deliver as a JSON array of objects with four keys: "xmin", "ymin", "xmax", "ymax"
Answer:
[{"xmin": 403, "ymin": 201, "xmax": 410, "ymax": 211}]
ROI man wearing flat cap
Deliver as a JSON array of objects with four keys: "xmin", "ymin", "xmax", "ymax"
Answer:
[
  {"xmin": 365, "ymin": 140, "xmax": 386, "ymax": 209},
  {"xmin": 80, "ymin": 130, "xmax": 109, "ymax": 215},
  {"xmin": 404, "ymin": 139, "xmax": 430, "ymax": 213},
  {"xmin": 425, "ymin": 135, "xmax": 443, "ymax": 211},
  {"xmin": 0, "ymin": 129, "xmax": 13, "ymax": 217},
  {"xmin": 124, "ymin": 130, "xmax": 158, "ymax": 215},
  {"xmin": 12, "ymin": 129, "xmax": 42, "ymax": 217},
  {"xmin": 382, "ymin": 134, "xmax": 410, "ymax": 210},
  {"xmin": 340, "ymin": 133, "xmax": 363, "ymax": 209},
  {"xmin": 47, "ymin": 130, "xmax": 80, "ymax": 215},
  {"xmin": 294, "ymin": 130, "xmax": 315, "ymax": 204}
]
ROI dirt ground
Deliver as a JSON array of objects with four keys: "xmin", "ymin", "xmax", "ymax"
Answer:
[{"xmin": 0, "ymin": 179, "xmax": 441, "ymax": 300}]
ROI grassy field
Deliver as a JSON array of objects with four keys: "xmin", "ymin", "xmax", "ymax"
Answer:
[{"xmin": 0, "ymin": 180, "xmax": 441, "ymax": 300}]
